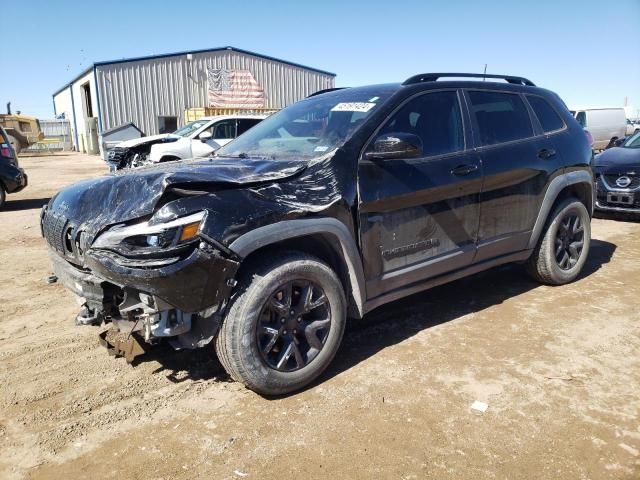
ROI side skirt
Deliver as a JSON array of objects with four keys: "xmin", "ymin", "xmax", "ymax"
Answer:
[{"xmin": 363, "ymin": 249, "xmax": 533, "ymax": 315}]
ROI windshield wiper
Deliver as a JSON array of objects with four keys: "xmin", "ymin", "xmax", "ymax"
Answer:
[{"xmin": 216, "ymin": 152, "xmax": 276, "ymax": 160}]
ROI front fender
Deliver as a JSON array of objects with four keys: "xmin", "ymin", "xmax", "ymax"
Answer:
[
  {"xmin": 228, "ymin": 217, "xmax": 366, "ymax": 318},
  {"xmin": 149, "ymin": 143, "xmax": 187, "ymax": 162}
]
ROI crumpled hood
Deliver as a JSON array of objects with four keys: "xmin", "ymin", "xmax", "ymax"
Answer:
[
  {"xmin": 46, "ymin": 157, "xmax": 308, "ymax": 234},
  {"xmin": 116, "ymin": 133, "xmax": 179, "ymax": 148},
  {"xmin": 592, "ymin": 147, "xmax": 640, "ymax": 173}
]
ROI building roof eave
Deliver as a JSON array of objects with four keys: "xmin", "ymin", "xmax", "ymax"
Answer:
[{"xmin": 52, "ymin": 46, "xmax": 336, "ymax": 98}]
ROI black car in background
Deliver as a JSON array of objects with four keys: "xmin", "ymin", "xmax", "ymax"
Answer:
[
  {"xmin": 0, "ymin": 126, "xmax": 28, "ymax": 208},
  {"xmin": 593, "ymin": 131, "xmax": 640, "ymax": 214},
  {"xmin": 41, "ymin": 73, "xmax": 593, "ymax": 395}
]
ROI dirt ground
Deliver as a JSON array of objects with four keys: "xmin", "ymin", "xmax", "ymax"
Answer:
[{"xmin": 0, "ymin": 152, "xmax": 639, "ymax": 480}]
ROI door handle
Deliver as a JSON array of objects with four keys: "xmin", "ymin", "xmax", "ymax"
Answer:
[
  {"xmin": 537, "ymin": 148, "xmax": 556, "ymax": 160},
  {"xmin": 451, "ymin": 164, "xmax": 478, "ymax": 176}
]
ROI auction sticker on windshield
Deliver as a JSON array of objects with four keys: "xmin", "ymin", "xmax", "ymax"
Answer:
[{"xmin": 331, "ymin": 102, "xmax": 376, "ymax": 112}]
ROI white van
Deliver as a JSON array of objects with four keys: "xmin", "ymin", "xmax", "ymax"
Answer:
[{"xmin": 569, "ymin": 107, "xmax": 626, "ymax": 150}]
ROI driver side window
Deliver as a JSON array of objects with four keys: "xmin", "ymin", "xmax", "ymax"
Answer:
[{"xmin": 378, "ymin": 91, "xmax": 464, "ymax": 157}]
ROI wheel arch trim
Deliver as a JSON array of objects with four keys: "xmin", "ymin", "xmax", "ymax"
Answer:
[
  {"xmin": 527, "ymin": 170, "xmax": 593, "ymax": 249},
  {"xmin": 228, "ymin": 218, "xmax": 366, "ymax": 317}
]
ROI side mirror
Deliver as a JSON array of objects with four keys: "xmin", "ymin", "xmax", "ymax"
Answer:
[
  {"xmin": 198, "ymin": 131, "xmax": 213, "ymax": 142},
  {"xmin": 364, "ymin": 132, "xmax": 423, "ymax": 160}
]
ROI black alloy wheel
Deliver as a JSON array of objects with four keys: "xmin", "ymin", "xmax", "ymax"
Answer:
[
  {"xmin": 554, "ymin": 213, "xmax": 585, "ymax": 270},
  {"xmin": 257, "ymin": 280, "xmax": 331, "ymax": 372},
  {"xmin": 215, "ymin": 252, "xmax": 346, "ymax": 395}
]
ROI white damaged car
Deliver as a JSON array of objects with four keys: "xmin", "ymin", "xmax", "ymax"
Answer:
[{"xmin": 106, "ymin": 115, "xmax": 266, "ymax": 170}]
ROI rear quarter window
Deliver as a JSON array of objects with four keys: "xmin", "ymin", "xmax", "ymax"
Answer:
[
  {"xmin": 468, "ymin": 91, "xmax": 533, "ymax": 146},
  {"xmin": 527, "ymin": 95, "xmax": 565, "ymax": 133}
]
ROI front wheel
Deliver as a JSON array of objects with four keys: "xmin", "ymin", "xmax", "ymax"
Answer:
[
  {"xmin": 526, "ymin": 197, "xmax": 591, "ymax": 285},
  {"xmin": 216, "ymin": 252, "xmax": 346, "ymax": 395}
]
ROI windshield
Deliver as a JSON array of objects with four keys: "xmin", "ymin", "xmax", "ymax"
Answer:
[
  {"xmin": 173, "ymin": 120, "xmax": 209, "ymax": 137},
  {"xmin": 623, "ymin": 131, "xmax": 640, "ymax": 148},
  {"xmin": 216, "ymin": 89, "xmax": 392, "ymax": 160}
]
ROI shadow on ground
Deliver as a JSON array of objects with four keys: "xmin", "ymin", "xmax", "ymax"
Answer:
[
  {"xmin": 594, "ymin": 211, "xmax": 640, "ymax": 223},
  {"xmin": 131, "ymin": 239, "xmax": 617, "ymax": 392},
  {"xmin": 2, "ymin": 197, "xmax": 50, "ymax": 212},
  {"xmin": 140, "ymin": 343, "xmax": 230, "ymax": 384},
  {"xmin": 322, "ymin": 238, "xmax": 616, "ymax": 385}
]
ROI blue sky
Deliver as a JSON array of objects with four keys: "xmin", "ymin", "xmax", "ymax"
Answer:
[{"xmin": 3, "ymin": 0, "xmax": 639, "ymax": 119}]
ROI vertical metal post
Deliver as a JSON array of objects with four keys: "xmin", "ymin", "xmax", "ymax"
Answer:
[{"xmin": 69, "ymin": 84, "xmax": 79, "ymax": 151}]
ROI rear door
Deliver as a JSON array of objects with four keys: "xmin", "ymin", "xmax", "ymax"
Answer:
[
  {"xmin": 358, "ymin": 90, "xmax": 483, "ymax": 299},
  {"xmin": 466, "ymin": 89, "xmax": 554, "ymax": 262}
]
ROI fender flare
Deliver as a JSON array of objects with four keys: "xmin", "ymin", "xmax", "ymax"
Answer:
[
  {"xmin": 228, "ymin": 218, "xmax": 367, "ymax": 318},
  {"xmin": 527, "ymin": 170, "xmax": 593, "ymax": 249}
]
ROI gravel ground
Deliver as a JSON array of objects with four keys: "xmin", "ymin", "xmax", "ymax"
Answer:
[{"xmin": 0, "ymin": 153, "xmax": 639, "ymax": 480}]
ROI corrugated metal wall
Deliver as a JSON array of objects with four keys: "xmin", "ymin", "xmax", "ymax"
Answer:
[{"xmin": 95, "ymin": 50, "xmax": 335, "ymax": 135}]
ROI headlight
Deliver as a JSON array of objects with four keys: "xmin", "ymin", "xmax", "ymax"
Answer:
[{"xmin": 92, "ymin": 211, "xmax": 206, "ymax": 255}]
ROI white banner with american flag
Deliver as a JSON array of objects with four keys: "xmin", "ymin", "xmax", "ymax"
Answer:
[{"xmin": 207, "ymin": 68, "xmax": 265, "ymax": 108}]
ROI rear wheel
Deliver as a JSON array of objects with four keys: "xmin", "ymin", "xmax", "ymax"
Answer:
[
  {"xmin": 526, "ymin": 197, "xmax": 591, "ymax": 285},
  {"xmin": 0, "ymin": 186, "xmax": 5, "ymax": 209},
  {"xmin": 216, "ymin": 252, "xmax": 346, "ymax": 395}
]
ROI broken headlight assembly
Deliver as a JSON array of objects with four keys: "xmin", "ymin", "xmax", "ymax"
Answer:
[{"xmin": 91, "ymin": 211, "xmax": 206, "ymax": 260}]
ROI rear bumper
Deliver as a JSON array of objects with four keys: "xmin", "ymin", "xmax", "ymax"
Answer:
[{"xmin": 3, "ymin": 168, "xmax": 27, "ymax": 193}]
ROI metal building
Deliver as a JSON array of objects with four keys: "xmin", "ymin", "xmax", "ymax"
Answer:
[{"xmin": 52, "ymin": 46, "xmax": 336, "ymax": 154}]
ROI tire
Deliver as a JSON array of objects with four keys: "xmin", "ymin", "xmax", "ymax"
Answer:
[
  {"xmin": 0, "ymin": 186, "xmax": 5, "ymax": 209},
  {"xmin": 7, "ymin": 135, "xmax": 21, "ymax": 155},
  {"xmin": 526, "ymin": 197, "xmax": 591, "ymax": 285},
  {"xmin": 216, "ymin": 252, "xmax": 346, "ymax": 395}
]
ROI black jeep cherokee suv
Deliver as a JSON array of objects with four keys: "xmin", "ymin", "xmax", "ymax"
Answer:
[{"xmin": 42, "ymin": 73, "xmax": 593, "ymax": 395}]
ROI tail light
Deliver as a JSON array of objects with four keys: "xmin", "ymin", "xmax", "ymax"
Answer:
[{"xmin": 1, "ymin": 143, "xmax": 12, "ymax": 158}]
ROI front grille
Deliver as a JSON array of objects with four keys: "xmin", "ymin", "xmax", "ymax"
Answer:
[
  {"xmin": 107, "ymin": 147, "xmax": 127, "ymax": 163},
  {"xmin": 602, "ymin": 174, "xmax": 640, "ymax": 190},
  {"xmin": 42, "ymin": 211, "xmax": 68, "ymax": 253}
]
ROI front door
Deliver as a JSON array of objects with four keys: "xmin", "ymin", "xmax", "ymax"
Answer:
[
  {"xmin": 192, "ymin": 119, "xmax": 237, "ymax": 157},
  {"xmin": 358, "ymin": 90, "xmax": 482, "ymax": 299}
]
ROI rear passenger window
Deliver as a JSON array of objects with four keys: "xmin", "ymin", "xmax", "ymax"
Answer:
[
  {"xmin": 527, "ymin": 95, "xmax": 565, "ymax": 133},
  {"xmin": 237, "ymin": 119, "xmax": 262, "ymax": 136},
  {"xmin": 468, "ymin": 91, "xmax": 533, "ymax": 146},
  {"xmin": 379, "ymin": 91, "xmax": 464, "ymax": 157}
]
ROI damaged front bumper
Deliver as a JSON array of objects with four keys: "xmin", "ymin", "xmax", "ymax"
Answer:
[{"xmin": 48, "ymin": 241, "xmax": 240, "ymax": 358}]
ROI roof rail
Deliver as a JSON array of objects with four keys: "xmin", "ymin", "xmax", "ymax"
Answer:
[
  {"xmin": 402, "ymin": 73, "xmax": 536, "ymax": 87},
  {"xmin": 307, "ymin": 87, "xmax": 349, "ymax": 97}
]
